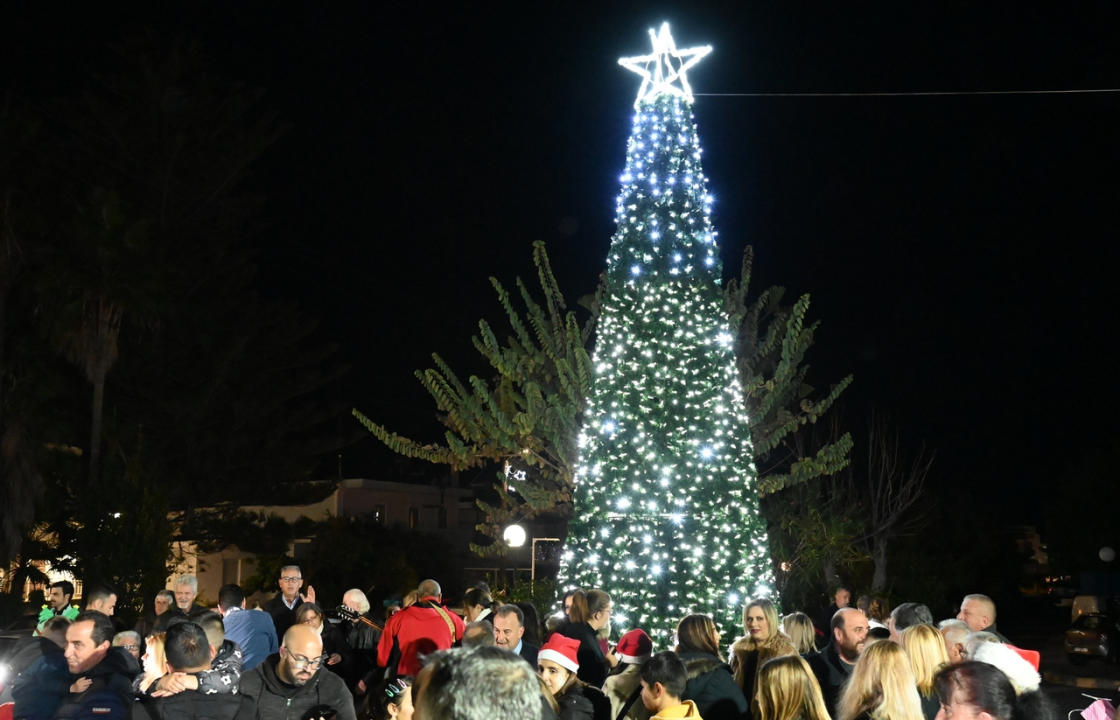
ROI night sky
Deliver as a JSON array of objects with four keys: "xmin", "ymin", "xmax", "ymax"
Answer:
[{"xmin": 6, "ymin": 3, "xmax": 1119, "ymax": 520}]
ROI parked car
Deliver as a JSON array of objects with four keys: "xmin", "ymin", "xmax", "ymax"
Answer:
[
  {"xmin": 1065, "ymin": 612, "xmax": 1116, "ymax": 664},
  {"xmin": 0, "ymin": 613, "xmax": 39, "ymax": 693}
]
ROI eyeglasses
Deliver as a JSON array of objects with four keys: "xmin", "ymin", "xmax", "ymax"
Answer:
[
  {"xmin": 120, "ymin": 644, "xmax": 139, "ymax": 651},
  {"xmin": 280, "ymin": 576, "xmax": 302, "ymax": 583},
  {"xmin": 284, "ymin": 650, "xmax": 327, "ymax": 670}
]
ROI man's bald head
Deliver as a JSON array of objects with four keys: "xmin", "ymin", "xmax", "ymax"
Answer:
[
  {"xmin": 280, "ymin": 624, "xmax": 325, "ymax": 686},
  {"xmin": 418, "ymin": 579, "xmax": 441, "ymax": 598},
  {"xmin": 957, "ymin": 594, "xmax": 996, "ymax": 633}
]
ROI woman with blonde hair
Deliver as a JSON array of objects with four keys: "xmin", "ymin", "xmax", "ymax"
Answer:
[
  {"xmin": 756, "ymin": 655, "xmax": 831, "ymax": 720},
  {"xmin": 730, "ymin": 599, "xmax": 796, "ymax": 715},
  {"xmin": 836, "ymin": 640, "xmax": 924, "ymax": 720},
  {"xmin": 782, "ymin": 612, "xmax": 817, "ymax": 656},
  {"xmin": 900, "ymin": 624, "xmax": 948, "ymax": 720},
  {"xmin": 133, "ymin": 632, "xmax": 167, "ymax": 695}
]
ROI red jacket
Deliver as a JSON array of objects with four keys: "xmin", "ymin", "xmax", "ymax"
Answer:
[{"xmin": 376, "ymin": 597, "xmax": 465, "ymax": 676}]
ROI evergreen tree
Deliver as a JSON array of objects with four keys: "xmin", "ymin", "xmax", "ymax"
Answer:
[
  {"xmin": 354, "ymin": 240, "xmax": 592, "ymax": 555},
  {"xmin": 557, "ymin": 25, "xmax": 775, "ymax": 642}
]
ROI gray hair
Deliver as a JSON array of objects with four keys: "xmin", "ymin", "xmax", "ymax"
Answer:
[
  {"xmin": 156, "ymin": 589, "xmax": 175, "ymax": 602},
  {"xmin": 939, "ymin": 619, "xmax": 971, "ymax": 647},
  {"xmin": 963, "ymin": 630, "xmax": 1001, "ymax": 660},
  {"xmin": 175, "ymin": 575, "xmax": 198, "ymax": 592},
  {"xmin": 415, "ymin": 646, "xmax": 540, "ymax": 720},
  {"xmin": 112, "ymin": 630, "xmax": 141, "ymax": 646},
  {"xmin": 343, "ymin": 589, "xmax": 371, "ymax": 614},
  {"xmin": 418, "ymin": 578, "xmax": 442, "ymax": 598},
  {"xmin": 890, "ymin": 602, "xmax": 933, "ymax": 631}
]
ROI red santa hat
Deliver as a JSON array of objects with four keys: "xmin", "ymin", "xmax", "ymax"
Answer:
[
  {"xmin": 616, "ymin": 628, "xmax": 652, "ymax": 664},
  {"xmin": 538, "ymin": 634, "xmax": 581, "ymax": 673}
]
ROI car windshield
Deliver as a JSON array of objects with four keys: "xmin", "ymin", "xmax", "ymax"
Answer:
[{"xmin": 1073, "ymin": 615, "xmax": 1105, "ymax": 630}]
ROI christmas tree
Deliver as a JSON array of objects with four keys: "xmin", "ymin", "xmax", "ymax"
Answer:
[{"xmin": 558, "ymin": 23, "xmax": 776, "ymax": 644}]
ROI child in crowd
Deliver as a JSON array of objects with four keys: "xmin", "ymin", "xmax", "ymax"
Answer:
[{"xmin": 640, "ymin": 651, "xmax": 703, "ymax": 719}]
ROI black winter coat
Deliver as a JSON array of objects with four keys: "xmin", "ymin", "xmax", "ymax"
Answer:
[
  {"xmin": 557, "ymin": 622, "xmax": 609, "ymax": 687},
  {"xmin": 679, "ymin": 650, "xmax": 749, "ymax": 720},
  {"xmin": 557, "ymin": 683, "xmax": 612, "ymax": 720},
  {"xmin": 238, "ymin": 654, "xmax": 357, "ymax": 720},
  {"xmin": 131, "ymin": 692, "xmax": 253, "ymax": 720}
]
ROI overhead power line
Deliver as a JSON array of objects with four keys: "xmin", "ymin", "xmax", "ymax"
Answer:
[{"xmin": 696, "ymin": 88, "xmax": 1120, "ymax": 97}]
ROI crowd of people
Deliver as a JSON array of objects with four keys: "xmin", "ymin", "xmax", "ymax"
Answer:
[{"xmin": 0, "ymin": 572, "xmax": 1062, "ymax": 720}]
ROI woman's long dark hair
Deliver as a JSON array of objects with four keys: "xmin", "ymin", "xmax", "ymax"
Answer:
[{"xmin": 676, "ymin": 614, "xmax": 723, "ymax": 659}]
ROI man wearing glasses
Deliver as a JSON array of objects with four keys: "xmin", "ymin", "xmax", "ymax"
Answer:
[
  {"xmin": 239, "ymin": 624, "xmax": 356, "ymax": 719},
  {"xmin": 264, "ymin": 565, "xmax": 316, "ymax": 640}
]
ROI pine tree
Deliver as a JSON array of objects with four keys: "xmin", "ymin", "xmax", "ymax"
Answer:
[{"xmin": 557, "ymin": 25, "xmax": 776, "ymax": 643}]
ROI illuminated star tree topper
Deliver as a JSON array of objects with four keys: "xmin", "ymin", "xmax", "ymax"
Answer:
[{"xmin": 618, "ymin": 22, "xmax": 712, "ymax": 108}]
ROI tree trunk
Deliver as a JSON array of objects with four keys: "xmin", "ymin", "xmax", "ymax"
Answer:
[
  {"xmin": 871, "ymin": 538, "xmax": 888, "ymax": 593},
  {"xmin": 823, "ymin": 557, "xmax": 839, "ymax": 589},
  {"xmin": 89, "ymin": 374, "xmax": 104, "ymax": 487}
]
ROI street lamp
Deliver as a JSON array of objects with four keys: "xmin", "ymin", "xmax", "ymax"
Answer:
[{"xmin": 504, "ymin": 524, "xmax": 527, "ymax": 548}]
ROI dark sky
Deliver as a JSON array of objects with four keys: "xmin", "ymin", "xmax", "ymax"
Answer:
[{"xmin": 6, "ymin": 3, "xmax": 1119, "ymax": 518}]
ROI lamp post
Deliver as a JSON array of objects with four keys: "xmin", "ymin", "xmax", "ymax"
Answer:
[{"xmin": 531, "ymin": 537, "xmax": 561, "ymax": 595}]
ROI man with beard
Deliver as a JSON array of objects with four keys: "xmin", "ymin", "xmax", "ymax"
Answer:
[
  {"xmin": 238, "ymin": 623, "xmax": 355, "ymax": 720},
  {"xmin": 808, "ymin": 607, "xmax": 868, "ymax": 715},
  {"xmin": 36, "ymin": 581, "xmax": 79, "ymax": 635}
]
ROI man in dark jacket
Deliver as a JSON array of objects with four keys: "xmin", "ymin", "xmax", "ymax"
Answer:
[
  {"xmin": 53, "ymin": 611, "xmax": 138, "ymax": 719},
  {"xmin": 808, "ymin": 607, "xmax": 868, "ymax": 715},
  {"xmin": 172, "ymin": 575, "xmax": 211, "ymax": 621},
  {"xmin": 131, "ymin": 621, "xmax": 251, "ymax": 719},
  {"xmin": 338, "ymin": 588, "xmax": 380, "ymax": 690},
  {"xmin": 814, "ymin": 585, "xmax": 852, "ymax": 637},
  {"xmin": 263, "ymin": 565, "xmax": 315, "ymax": 640},
  {"xmin": 239, "ymin": 623, "xmax": 356, "ymax": 720},
  {"xmin": 493, "ymin": 604, "xmax": 539, "ymax": 667}
]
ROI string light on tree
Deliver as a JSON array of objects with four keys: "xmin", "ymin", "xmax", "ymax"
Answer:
[{"xmin": 558, "ymin": 22, "xmax": 776, "ymax": 644}]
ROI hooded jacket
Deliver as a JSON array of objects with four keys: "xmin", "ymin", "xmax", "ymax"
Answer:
[{"xmin": 238, "ymin": 653, "xmax": 356, "ymax": 720}]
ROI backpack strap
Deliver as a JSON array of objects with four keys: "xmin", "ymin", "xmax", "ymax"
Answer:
[{"xmin": 617, "ymin": 684, "xmax": 642, "ymax": 720}]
